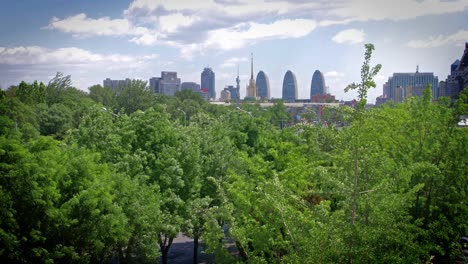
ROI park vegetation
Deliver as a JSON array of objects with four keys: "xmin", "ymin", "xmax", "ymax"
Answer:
[{"xmin": 1, "ymin": 45, "xmax": 467, "ymax": 263}]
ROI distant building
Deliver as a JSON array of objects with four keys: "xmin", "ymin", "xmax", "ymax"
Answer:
[
  {"xmin": 311, "ymin": 93, "xmax": 335, "ymax": 103},
  {"xmin": 438, "ymin": 81, "xmax": 447, "ymax": 97},
  {"xmin": 246, "ymin": 53, "xmax": 257, "ymax": 99},
  {"xmin": 282, "ymin": 70, "xmax": 298, "ymax": 102},
  {"xmin": 375, "ymin": 95, "xmax": 391, "ymax": 106},
  {"xmin": 200, "ymin": 88, "xmax": 210, "ymax": 101},
  {"xmin": 256, "ymin": 70, "xmax": 270, "ymax": 100},
  {"xmin": 201, "ymin": 67, "xmax": 216, "ymax": 100},
  {"xmin": 443, "ymin": 43, "xmax": 468, "ymax": 99},
  {"xmin": 220, "ymin": 89, "xmax": 231, "ymax": 102},
  {"xmin": 103, "ymin": 78, "xmax": 131, "ymax": 92},
  {"xmin": 224, "ymin": 85, "xmax": 239, "ymax": 101},
  {"xmin": 384, "ymin": 66, "xmax": 439, "ymax": 102},
  {"xmin": 149, "ymin": 72, "xmax": 181, "ymax": 96},
  {"xmin": 310, "ymin": 70, "xmax": 327, "ymax": 97},
  {"xmin": 394, "ymin": 86, "xmax": 404, "ymax": 103},
  {"xmin": 181, "ymin": 82, "xmax": 201, "ymax": 92}
]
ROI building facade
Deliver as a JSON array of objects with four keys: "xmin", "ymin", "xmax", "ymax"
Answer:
[
  {"xmin": 384, "ymin": 67, "xmax": 439, "ymax": 102},
  {"xmin": 220, "ymin": 89, "xmax": 231, "ymax": 102},
  {"xmin": 149, "ymin": 72, "xmax": 181, "ymax": 96},
  {"xmin": 103, "ymin": 78, "xmax": 131, "ymax": 92},
  {"xmin": 224, "ymin": 85, "xmax": 239, "ymax": 101},
  {"xmin": 310, "ymin": 70, "xmax": 327, "ymax": 97},
  {"xmin": 282, "ymin": 70, "xmax": 298, "ymax": 102},
  {"xmin": 201, "ymin": 67, "xmax": 216, "ymax": 100},
  {"xmin": 256, "ymin": 70, "xmax": 270, "ymax": 101},
  {"xmin": 443, "ymin": 43, "xmax": 468, "ymax": 98},
  {"xmin": 181, "ymin": 82, "xmax": 201, "ymax": 92}
]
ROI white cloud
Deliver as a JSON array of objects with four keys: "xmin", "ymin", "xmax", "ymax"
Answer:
[
  {"xmin": 220, "ymin": 57, "xmax": 248, "ymax": 68},
  {"xmin": 45, "ymin": 13, "xmax": 149, "ymax": 37},
  {"xmin": 406, "ymin": 30, "xmax": 468, "ymax": 48},
  {"xmin": 332, "ymin": 29, "xmax": 365, "ymax": 44},
  {"xmin": 324, "ymin": 71, "xmax": 345, "ymax": 78},
  {"xmin": 159, "ymin": 13, "xmax": 199, "ymax": 33},
  {"xmin": 0, "ymin": 46, "xmax": 158, "ymax": 65},
  {"xmin": 202, "ymin": 19, "xmax": 316, "ymax": 52},
  {"xmin": 329, "ymin": 0, "xmax": 468, "ymax": 22}
]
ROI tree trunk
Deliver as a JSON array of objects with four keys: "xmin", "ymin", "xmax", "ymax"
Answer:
[
  {"xmin": 193, "ymin": 234, "xmax": 199, "ymax": 264},
  {"xmin": 159, "ymin": 234, "xmax": 173, "ymax": 264}
]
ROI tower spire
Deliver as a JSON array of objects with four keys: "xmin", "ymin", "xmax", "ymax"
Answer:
[
  {"xmin": 251, "ymin": 53, "xmax": 254, "ymax": 79},
  {"xmin": 416, "ymin": 64, "xmax": 419, "ymax": 73}
]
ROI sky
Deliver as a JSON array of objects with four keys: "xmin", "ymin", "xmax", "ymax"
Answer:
[{"xmin": 0, "ymin": 0, "xmax": 467, "ymax": 103}]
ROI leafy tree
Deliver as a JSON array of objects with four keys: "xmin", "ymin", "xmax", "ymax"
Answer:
[
  {"xmin": 89, "ymin": 84, "xmax": 116, "ymax": 109},
  {"xmin": 116, "ymin": 79, "xmax": 154, "ymax": 114}
]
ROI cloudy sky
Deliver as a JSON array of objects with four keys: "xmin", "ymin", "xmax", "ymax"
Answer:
[{"xmin": 1, "ymin": 0, "xmax": 467, "ymax": 103}]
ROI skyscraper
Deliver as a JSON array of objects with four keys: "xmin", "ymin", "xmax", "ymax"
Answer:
[
  {"xmin": 181, "ymin": 82, "xmax": 201, "ymax": 92},
  {"xmin": 224, "ymin": 85, "xmax": 239, "ymax": 101},
  {"xmin": 149, "ymin": 72, "xmax": 181, "ymax": 96},
  {"xmin": 103, "ymin": 78, "xmax": 131, "ymax": 92},
  {"xmin": 443, "ymin": 43, "xmax": 468, "ymax": 98},
  {"xmin": 256, "ymin": 70, "xmax": 270, "ymax": 100},
  {"xmin": 246, "ymin": 53, "xmax": 257, "ymax": 98},
  {"xmin": 282, "ymin": 70, "xmax": 298, "ymax": 102},
  {"xmin": 310, "ymin": 70, "xmax": 326, "ymax": 97},
  {"xmin": 384, "ymin": 66, "xmax": 439, "ymax": 102},
  {"xmin": 201, "ymin": 67, "xmax": 215, "ymax": 100}
]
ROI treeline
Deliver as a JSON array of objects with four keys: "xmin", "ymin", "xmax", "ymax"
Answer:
[{"xmin": 1, "ymin": 48, "xmax": 468, "ymax": 263}]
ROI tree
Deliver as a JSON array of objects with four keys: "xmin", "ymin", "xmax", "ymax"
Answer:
[{"xmin": 116, "ymin": 80, "xmax": 154, "ymax": 114}]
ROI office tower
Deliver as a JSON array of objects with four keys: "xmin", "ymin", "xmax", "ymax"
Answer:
[
  {"xmin": 384, "ymin": 66, "xmax": 439, "ymax": 102},
  {"xmin": 282, "ymin": 70, "xmax": 298, "ymax": 102},
  {"xmin": 256, "ymin": 70, "xmax": 270, "ymax": 100},
  {"xmin": 201, "ymin": 67, "xmax": 215, "ymax": 100},
  {"xmin": 181, "ymin": 82, "xmax": 201, "ymax": 92},
  {"xmin": 224, "ymin": 85, "xmax": 239, "ymax": 101},
  {"xmin": 310, "ymin": 70, "xmax": 326, "ymax": 97},
  {"xmin": 220, "ymin": 89, "xmax": 231, "ymax": 101},
  {"xmin": 103, "ymin": 78, "xmax": 131, "ymax": 92},
  {"xmin": 149, "ymin": 77, "xmax": 161, "ymax": 93},
  {"xmin": 149, "ymin": 72, "xmax": 181, "ymax": 96},
  {"xmin": 444, "ymin": 43, "xmax": 468, "ymax": 98},
  {"xmin": 246, "ymin": 53, "xmax": 257, "ymax": 98}
]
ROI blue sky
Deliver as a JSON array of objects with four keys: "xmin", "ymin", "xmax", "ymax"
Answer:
[{"xmin": 1, "ymin": 0, "xmax": 467, "ymax": 103}]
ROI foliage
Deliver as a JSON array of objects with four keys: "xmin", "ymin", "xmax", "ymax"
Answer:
[{"xmin": 1, "ymin": 47, "xmax": 467, "ymax": 263}]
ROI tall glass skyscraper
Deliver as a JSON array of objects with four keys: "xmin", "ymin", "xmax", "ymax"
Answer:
[
  {"xmin": 256, "ymin": 70, "xmax": 270, "ymax": 100},
  {"xmin": 310, "ymin": 70, "xmax": 326, "ymax": 97},
  {"xmin": 282, "ymin": 70, "xmax": 298, "ymax": 102},
  {"xmin": 201, "ymin": 67, "xmax": 215, "ymax": 100}
]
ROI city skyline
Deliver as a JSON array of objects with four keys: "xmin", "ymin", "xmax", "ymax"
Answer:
[{"xmin": 0, "ymin": 0, "xmax": 467, "ymax": 103}]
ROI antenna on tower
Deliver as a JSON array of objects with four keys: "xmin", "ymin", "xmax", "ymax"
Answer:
[
  {"xmin": 416, "ymin": 64, "xmax": 419, "ymax": 73},
  {"xmin": 250, "ymin": 53, "xmax": 254, "ymax": 79}
]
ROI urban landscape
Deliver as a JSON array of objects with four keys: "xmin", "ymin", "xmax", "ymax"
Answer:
[{"xmin": 1, "ymin": 1, "xmax": 468, "ymax": 264}]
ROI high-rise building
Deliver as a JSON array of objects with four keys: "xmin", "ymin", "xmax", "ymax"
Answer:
[
  {"xmin": 246, "ymin": 53, "xmax": 257, "ymax": 99},
  {"xmin": 220, "ymin": 89, "xmax": 231, "ymax": 102},
  {"xmin": 256, "ymin": 70, "xmax": 270, "ymax": 100},
  {"xmin": 103, "ymin": 78, "xmax": 131, "ymax": 92},
  {"xmin": 224, "ymin": 85, "xmax": 239, "ymax": 101},
  {"xmin": 384, "ymin": 66, "xmax": 439, "ymax": 102},
  {"xmin": 444, "ymin": 43, "xmax": 468, "ymax": 98},
  {"xmin": 310, "ymin": 70, "xmax": 327, "ymax": 97},
  {"xmin": 181, "ymin": 82, "xmax": 201, "ymax": 92},
  {"xmin": 201, "ymin": 67, "xmax": 215, "ymax": 100},
  {"xmin": 149, "ymin": 71, "xmax": 181, "ymax": 96},
  {"xmin": 282, "ymin": 70, "xmax": 298, "ymax": 102}
]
